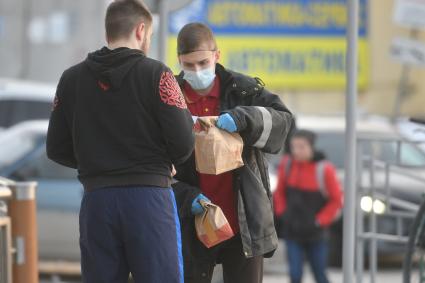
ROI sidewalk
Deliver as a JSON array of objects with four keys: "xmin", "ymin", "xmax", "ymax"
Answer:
[
  {"xmin": 264, "ymin": 269, "xmax": 402, "ymax": 283},
  {"xmin": 40, "ymin": 243, "xmax": 403, "ymax": 283},
  {"xmin": 262, "ymin": 242, "xmax": 402, "ymax": 283}
]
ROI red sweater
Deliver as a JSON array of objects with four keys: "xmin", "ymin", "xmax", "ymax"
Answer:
[{"xmin": 273, "ymin": 155, "xmax": 343, "ymax": 227}]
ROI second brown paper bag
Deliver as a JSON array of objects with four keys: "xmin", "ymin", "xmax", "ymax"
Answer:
[
  {"xmin": 195, "ymin": 200, "xmax": 235, "ymax": 248},
  {"xmin": 194, "ymin": 116, "xmax": 244, "ymax": 175}
]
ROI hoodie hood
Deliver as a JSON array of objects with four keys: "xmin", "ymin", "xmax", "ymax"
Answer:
[{"xmin": 85, "ymin": 47, "xmax": 145, "ymax": 90}]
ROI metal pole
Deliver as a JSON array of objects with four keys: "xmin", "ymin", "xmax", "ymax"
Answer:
[
  {"xmin": 19, "ymin": 0, "xmax": 32, "ymax": 79},
  {"xmin": 369, "ymin": 151, "xmax": 377, "ymax": 283},
  {"xmin": 356, "ymin": 142, "xmax": 364, "ymax": 283},
  {"xmin": 158, "ymin": 0, "xmax": 169, "ymax": 63},
  {"xmin": 343, "ymin": 0, "xmax": 358, "ymax": 282},
  {"xmin": 391, "ymin": 29, "xmax": 419, "ymax": 122}
]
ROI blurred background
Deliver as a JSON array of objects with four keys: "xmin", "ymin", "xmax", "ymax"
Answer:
[
  {"xmin": 1, "ymin": 0, "xmax": 425, "ymax": 282},
  {"xmin": 1, "ymin": 0, "xmax": 425, "ymax": 116}
]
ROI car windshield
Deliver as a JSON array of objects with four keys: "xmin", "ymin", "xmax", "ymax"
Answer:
[
  {"xmin": 0, "ymin": 99, "xmax": 51, "ymax": 128},
  {"xmin": 0, "ymin": 130, "xmax": 44, "ymax": 171},
  {"xmin": 316, "ymin": 132, "xmax": 425, "ymax": 168}
]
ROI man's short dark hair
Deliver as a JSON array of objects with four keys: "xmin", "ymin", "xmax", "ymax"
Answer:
[
  {"xmin": 177, "ymin": 23, "xmax": 217, "ymax": 55},
  {"xmin": 105, "ymin": 0, "xmax": 153, "ymax": 42}
]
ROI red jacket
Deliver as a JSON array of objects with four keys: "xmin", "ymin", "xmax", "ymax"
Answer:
[{"xmin": 273, "ymin": 155, "xmax": 343, "ymax": 227}]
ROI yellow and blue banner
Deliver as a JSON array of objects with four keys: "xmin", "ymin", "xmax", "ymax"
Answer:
[{"xmin": 167, "ymin": 0, "xmax": 368, "ymax": 90}]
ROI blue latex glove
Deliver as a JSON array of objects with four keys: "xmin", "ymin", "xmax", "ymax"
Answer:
[
  {"xmin": 191, "ymin": 194, "xmax": 211, "ymax": 215},
  {"xmin": 216, "ymin": 113, "xmax": 237, "ymax": 133}
]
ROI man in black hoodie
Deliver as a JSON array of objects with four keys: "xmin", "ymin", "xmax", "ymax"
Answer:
[{"xmin": 46, "ymin": 1, "xmax": 193, "ymax": 282}]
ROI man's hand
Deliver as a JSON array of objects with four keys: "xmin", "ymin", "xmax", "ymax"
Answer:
[
  {"xmin": 191, "ymin": 194, "xmax": 211, "ymax": 215},
  {"xmin": 216, "ymin": 113, "xmax": 237, "ymax": 133},
  {"xmin": 171, "ymin": 165, "xmax": 177, "ymax": 177}
]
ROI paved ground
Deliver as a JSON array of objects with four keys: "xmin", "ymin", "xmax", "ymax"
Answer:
[
  {"xmin": 40, "ymin": 243, "xmax": 403, "ymax": 283},
  {"xmin": 262, "ymin": 244, "xmax": 402, "ymax": 283},
  {"xmin": 263, "ymin": 269, "xmax": 402, "ymax": 283},
  {"xmin": 40, "ymin": 269, "xmax": 403, "ymax": 283}
]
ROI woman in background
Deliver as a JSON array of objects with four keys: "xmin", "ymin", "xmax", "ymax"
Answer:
[{"xmin": 273, "ymin": 129, "xmax": 343, "ymax": 283}]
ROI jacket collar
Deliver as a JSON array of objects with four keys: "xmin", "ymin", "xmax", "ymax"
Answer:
[{"xmin": 183, "ymin": 77, "xmax": 221, "ymax": 104}]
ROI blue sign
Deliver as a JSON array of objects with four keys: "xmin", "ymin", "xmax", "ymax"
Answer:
[{"xmin": 169, "ymin": 0, "xmax": 368, "ymax": 37}]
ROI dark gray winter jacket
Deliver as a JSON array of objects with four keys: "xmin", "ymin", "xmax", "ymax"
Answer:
[{"xmin": 173, "ymin": 63, "xmax": 294, "ymax": 260}]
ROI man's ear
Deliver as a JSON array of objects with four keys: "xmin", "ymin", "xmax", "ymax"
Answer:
[
  {"xmin": 135, "ymin": 22, "xmax": 146, "ymax": 41},
  {"xmin": 215, "ymin": 50, "xmax": 221, "ymax": 62}
]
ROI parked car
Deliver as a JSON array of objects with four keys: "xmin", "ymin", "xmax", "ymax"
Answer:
[
  {"xmin": 268, "ymin": 115, "xmax": 425, "ymax": 265},
  {"xmin": 0, "ymin": 120, "xmax": 82, "ymax": 261},
  {"xmin": 0, "ymin": 78, "xmax": 55, "ymax": 132}
]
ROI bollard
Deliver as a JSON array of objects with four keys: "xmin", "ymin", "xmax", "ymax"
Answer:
[{"xmin": 8, "ymin": 182, "xmax": 38, "ymax": 283}]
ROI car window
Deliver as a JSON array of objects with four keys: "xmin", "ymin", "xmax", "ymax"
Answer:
[
  {"xmin": 0, "ymin": 131, "xmax": 44, "ymax": 171},
  {"xmin": 13, "ymin": 152, "xmax": 77, "ymax": 180},
  {"xmin": 367, "ymin": 141, "xmax": 425, "ymax": 167},
  {"xmin": 398, "ymin": 143, "xmax": 425, "ymax": 166},
  {"xmin": 0, "ymin": 99, "xmax": 52, "ymax": 128},
  {"xmin": 315, "ymin": 132, "xmax": 425, "ymax": 168}
]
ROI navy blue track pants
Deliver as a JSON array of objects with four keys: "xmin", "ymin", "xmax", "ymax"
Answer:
[{"xmin": 79, "ymin": 186, "xmax": 183, "ymax": 283}]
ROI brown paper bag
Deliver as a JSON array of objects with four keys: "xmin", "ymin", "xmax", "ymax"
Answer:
[
  {"xmin": 194, "ymin": 116, "xmax": 244, "ymax": 175},
  {"xmin": 195, "ymin": 200, "xmax": 235, "ymax": 248}
]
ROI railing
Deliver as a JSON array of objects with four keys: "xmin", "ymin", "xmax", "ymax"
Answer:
[
  {"xmin": 355, "ymin": 138, "xmax": 425, "ymax": 283},
  {"xmin": 0, "ymin": 181, "xmax": 13, "ymax": 283}
]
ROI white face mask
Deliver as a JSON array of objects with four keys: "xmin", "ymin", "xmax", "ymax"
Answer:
[{"xmin": 183, "ymin": 66, "xmax": 216, "ymax": 90}]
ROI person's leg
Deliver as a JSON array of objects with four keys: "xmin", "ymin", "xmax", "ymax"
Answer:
[
  {"xmin": 220, "ymin": 236, "xmax": 264, "ymax": 283},
  {"xmin": 119, "ymin": 187, "xmax": 183, "ymax": 283},
  {"xmin": 184, "ymin": 262, "xmax": 215, "ymax": 283},
  {"xmin": 183, "ymin": 219, "xmax": 219, "ymax": 283},
  {"xmin": 79, "ymin": 188, "xmax": 130, "ymax": 283},
  {"xmin": 285, "ymin": 239, "xmax": 305, "ymax": 283},
  {"xmin": 305, "ymin": 240, "xmax": 330, "ymax": 283}
]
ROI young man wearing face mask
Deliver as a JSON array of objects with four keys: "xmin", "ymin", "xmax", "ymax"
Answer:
[
  {"xmin": 46, "ymin": 1, "xmax": 194, "ymax": 282},
  {"xmin": 172, "ymin": 23, "xmax": 294, "ymax": 283}
]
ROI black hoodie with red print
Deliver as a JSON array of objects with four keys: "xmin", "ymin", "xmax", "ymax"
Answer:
[{"xmin": 47, "ymin": 47, "xmax": 194, "ymax": 190}]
